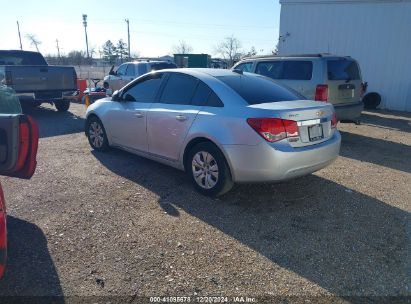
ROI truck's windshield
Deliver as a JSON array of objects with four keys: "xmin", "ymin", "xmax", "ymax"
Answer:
[
  {"xmin": 0, "ymin": 51, "xmax": 47, "ymax": 66},
  {"xmin": 0, "ymin": 86, "xmax": 22, "ymax": 114}
]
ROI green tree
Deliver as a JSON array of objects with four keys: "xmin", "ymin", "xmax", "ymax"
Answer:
[
  {"xmin": 102, "ymin": 40, "xmax": 117, "ymax": 64},
  {"xmin": 116, "ymin": 39, "xmax": 128, "ymax": 63}
]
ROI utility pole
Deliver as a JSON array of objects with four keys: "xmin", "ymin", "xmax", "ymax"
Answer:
[
  {"xmin": 125, "ymin": 18, "xmax": 130, "ymax": 59},
  {"xmin": 82, "ymin": 14, "xmax": 90, "ymax": 58},
  {"xmin": 56, "ymin": 39, "xmax": 61, "ymax": 62},
  {"xmin": 16, "ymin": 21, "xmax": 23, "ymax": 50}
]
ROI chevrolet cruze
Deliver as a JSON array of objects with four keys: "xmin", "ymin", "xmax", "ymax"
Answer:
[{"xmin": 85, "ymin": 69, "xmax": 341, "ymax": 196}]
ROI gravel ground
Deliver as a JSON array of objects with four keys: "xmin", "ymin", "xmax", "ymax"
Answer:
[{"xmin": 0, "ymin": 103, "xmax": 409, "ymax": 301}]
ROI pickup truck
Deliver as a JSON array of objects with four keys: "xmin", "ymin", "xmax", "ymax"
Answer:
[
  {"xmin": 0, "ymin": 50, "xmax": 77, "ymax": 112},
  {"xmin": 0, "ymin": 85, "xmax": 39, "ymax": 277}
]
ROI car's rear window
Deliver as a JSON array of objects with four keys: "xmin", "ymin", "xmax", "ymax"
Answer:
[
  {"xmin": 0, "ymin": 86, "xmax": 22, "ymax": 114},
  {"xmin": 327, "ymin": 59, "xmax": 360, "ymax": 80},
  {"xmin": 217, "ymin": 75, "xmax": 303, "ymax": 105},
  {"xmin": 0, "ymin": 51, "xmax": 47, "ymax": 66}
]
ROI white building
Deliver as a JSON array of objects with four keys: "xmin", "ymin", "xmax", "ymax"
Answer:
[{"xmin": 278, "ymin": 0, "xmax": 411, "ymax": 111}]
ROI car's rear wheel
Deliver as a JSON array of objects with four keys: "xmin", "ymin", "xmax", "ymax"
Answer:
[
  {"xmin": 187, "ymin": 142, "xmax": 233, "ymax": 197},
  {"xmin": 86, "ymin": 116, "xmax": 109, "ymax": 151},
  {"xmin": 55, "ymin": 100, "xmax": 70, "ymax": 112}
]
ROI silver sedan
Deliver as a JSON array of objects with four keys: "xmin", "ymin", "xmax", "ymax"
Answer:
[{"xmin": 85, "ymin": 69, "xmax": 341, "ymax": 196}]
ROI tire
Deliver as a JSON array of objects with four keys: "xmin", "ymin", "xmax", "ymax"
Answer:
[
  {"xmin": 363, "ymin": 92, "xmax": 381, "ymax": 110},
  {"xmin": 103, "ymin": 82, "xmax": 109, "ymax": 89},
  {"xmin": 55, "ymin": 100, "xmax": 70, "ymax": 112},
  {"xmin": 86, "ymin": 116, "xmax": 109, "ymax": 151},
  {"xmin": 186, "ymin": 142, "xmax": 234, "ymax": 197}
]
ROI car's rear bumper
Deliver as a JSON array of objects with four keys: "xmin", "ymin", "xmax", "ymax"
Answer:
[
  {"xmin": 334, "ymin": 101, "xmax": 363, "ymax": 121},
  {"xmin": 223, "ymin": 131, "xmax": 341, "ymax": 183}
]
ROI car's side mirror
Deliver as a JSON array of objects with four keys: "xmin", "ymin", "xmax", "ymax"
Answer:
[
  {"xmin": 0, "ymin": 114, "xmax": 39, "ymax": 179},
  {"xmin": 111, "ymin": 90, "xmax": 121, "ymax": 101}
]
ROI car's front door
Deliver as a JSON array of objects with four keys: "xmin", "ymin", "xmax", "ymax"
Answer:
[
  {"xmin": 106, "ymin": 73, "xmax": 164, "ymax": 153},
  {"xmin": 147, "ymin": 73, "xmax": 201, "ymax": 161}
]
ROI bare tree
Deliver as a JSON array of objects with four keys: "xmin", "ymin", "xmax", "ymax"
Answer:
[
  {"xmin": 214, "ymin": 35, "xmax": 243, "ymax": 67},
  {"xmin": 25, "ymin": 34, "xmax": 42, "ymax": 52},
  {"xmin": 172, "ymin": 40, "xmax": 193, "ymax": 54}
]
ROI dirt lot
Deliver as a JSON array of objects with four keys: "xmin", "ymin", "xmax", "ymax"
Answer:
[{"xmin": 0, "ymin": 103, "xmax": 409, "ymax": 301}]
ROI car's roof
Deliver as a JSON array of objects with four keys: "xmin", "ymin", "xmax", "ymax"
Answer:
[
  {"xmin": 127, "ymin": 60, "xmax": 174, "ymax": 65},
  {"xmin": 239, "ymin": 53, "xmax": 351, "ymax": 62},
  {"xmin": 158, "ymin": 68, "xmax": 248, "ymax": 78}
]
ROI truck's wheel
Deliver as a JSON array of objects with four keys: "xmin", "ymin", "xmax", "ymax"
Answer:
[{"xmin": 55, "ymin": 100, "xmax": 70, "ymax": 112}]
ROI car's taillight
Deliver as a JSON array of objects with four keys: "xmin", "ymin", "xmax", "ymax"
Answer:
[
  {"xmin": 247, "ymin": 118, "xmax": 299, "ymax": 142},
  {"xmin": 331, "ymin": 113, "xmax": 337, "ymax": 128},
  {"xmin": 315, "ymin": 84, "xmax": 328, "ymax": 102},
  {"xmin": 5, "ymin": 71, "xmax": 12, "ymax": 85}
]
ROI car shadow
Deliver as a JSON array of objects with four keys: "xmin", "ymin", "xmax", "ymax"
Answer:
[
  {"xmin": 0, "ymin": 216, "xmax": 64, "ymax": 302},
  {"xmin": 92, "ymin": 149, "xmax": 409, "ymax": 297},
  {"xmin": 360, "ymin": 110, "xmax": 411, "ymax": 133},
  {"xmin": 340, "ymin": 131, "xmax": 411, "ymax": 174},
  {"xmin": 22, "ymin": 105, "xmax": 85, "ymax": 139}
]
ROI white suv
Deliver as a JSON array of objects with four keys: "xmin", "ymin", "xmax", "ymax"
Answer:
[{"xmin": 103, "ymin": 61, "xmax": 177, "ymax": 91}]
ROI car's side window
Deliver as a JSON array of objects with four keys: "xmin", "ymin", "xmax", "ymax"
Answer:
[
  {"xmin": 191, "ymin": 82, "xmax": 211, "ymax": 106},
  {"xmin": 138, "ymin": 64, "xmax": 148, "ymax": 76},
  {"xmin": 190, "ymin": 81, "xmax": 224, "ymax": 107},
  {"xmin": 0, "ymin": 86, "xmax": 22, "ymax": 114},
  {"xmin": 159, "ymin": 73, "xmax": 198, "ymax": 105},
  {"xmin": 122, "ymin": 73, "xmax": 164, "ymax": 102},
  {"xmin": 256, "ymin": 61, "xmax": 283, "ymax": 79},
  {"xmin": 116, "ymin": 64, "xmax": 127, "ymax": 76},
  {"xmin": 125, "ymin": 64, "xmax": 135, "ymax": 76},
  {"xmin": 207, "ymin": 92, "xmax": 224, "ymax": 107},
  {"xmin": 235, "ymin": 62, "xmax": 253, "ymax": 73}
]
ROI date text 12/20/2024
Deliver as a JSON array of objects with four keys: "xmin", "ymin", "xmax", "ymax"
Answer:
[{"xmin": 150, "ymin": 296, "xmax": 257, "ymax": 303}]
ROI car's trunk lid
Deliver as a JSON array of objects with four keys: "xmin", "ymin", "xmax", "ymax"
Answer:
[{"xmin": 248, "ymin": 100, "xmax": 336, "ymax": 147}]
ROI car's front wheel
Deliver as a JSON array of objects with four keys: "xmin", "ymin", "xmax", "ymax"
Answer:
[
  {"xmin": 86, "ymin": 116, "xmax": 109, "ymax": 151},
  {"xmin": 187, "ymin": 142, "xmax": 233, "ymax": 197}
]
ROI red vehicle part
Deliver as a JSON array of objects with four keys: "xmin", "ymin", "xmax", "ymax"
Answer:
[
  {"xmin": 0, "ymin": 186, "xmax": 6, "ymax": 278},
  {"xmin": 0, "ymin": 115, "xmax": 39, "ymax": 278}
]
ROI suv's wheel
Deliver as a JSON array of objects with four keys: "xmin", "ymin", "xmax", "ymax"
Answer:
[
  {"xmin": 55, "ymin": 100, "xmax": 70, "ymax": 112},
  {"xmin": 187, "ymin": 142, "xmax": 233, "ymax": 196},
  {"xmin": 86, "ymin": 116, "xmax": 109, "ymax": 151}
]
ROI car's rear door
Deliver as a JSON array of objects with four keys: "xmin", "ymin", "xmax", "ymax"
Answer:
[
  {"xmin": 326, "ymin": 58, "xmax": 362, "ymax": 105},
  {"xmin": 146, "ymin": 73, "xmax": 200, "ymax": 161}
]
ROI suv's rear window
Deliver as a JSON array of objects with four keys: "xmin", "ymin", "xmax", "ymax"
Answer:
[
  {"xmin": 327, "ymin": 59, "xmax": 360, "ymax": 80},
  {"xmin": 255, "ymin": 60, "xmax": 313, "ymax": 80},
  {"xmin": 0, "ymin": 51, "xmax": 47, "ymax": 66},
  {"xmin": 217, "ymin": 75, "xmax": 302, "ymax": 105}
]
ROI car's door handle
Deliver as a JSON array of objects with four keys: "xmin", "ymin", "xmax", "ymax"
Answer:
[
  {"xmin": 134, "ymin": 112, "xmax": 144, "ymax": 118},
  {"xmin": 176, "ymin": 114, "xmax": 187, "ymax": 121}
]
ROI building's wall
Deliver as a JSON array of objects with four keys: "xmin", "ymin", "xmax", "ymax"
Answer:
[{"xmin": 279, "ymin": 0, "xmax": 411, "ymax": 111}]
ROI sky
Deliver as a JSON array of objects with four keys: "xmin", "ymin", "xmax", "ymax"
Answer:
[{"xmin": 0, "ymin": 0, "xmax": 281, "ymax": 58}]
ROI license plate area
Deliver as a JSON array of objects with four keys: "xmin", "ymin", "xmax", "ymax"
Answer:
[
  {"xmin": 338, "ymin": 89, "xmax": 354, "ymax": 99},
  {"xmin": 308, "ymin": 124, "xmax": 324, "ymax": 142}
]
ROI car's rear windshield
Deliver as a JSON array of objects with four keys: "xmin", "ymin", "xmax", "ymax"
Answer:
[
  {"xmin": 150, "ymin": 62, "xmax": 177, "ymax": 71},
  {"xmin": 217, "ymin": 75, "xmax": 303, "ymax": 105},
  {"xmin": 327, "ymin": 59, "xmax": 360, "ymax": 80},
  {"xmin": 0, "ymin": 51, "xmax": 47, "ymax": 66},
  {"xmin": 0, "ymin": 86, "xmax": 22, "ymax": 114}
]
